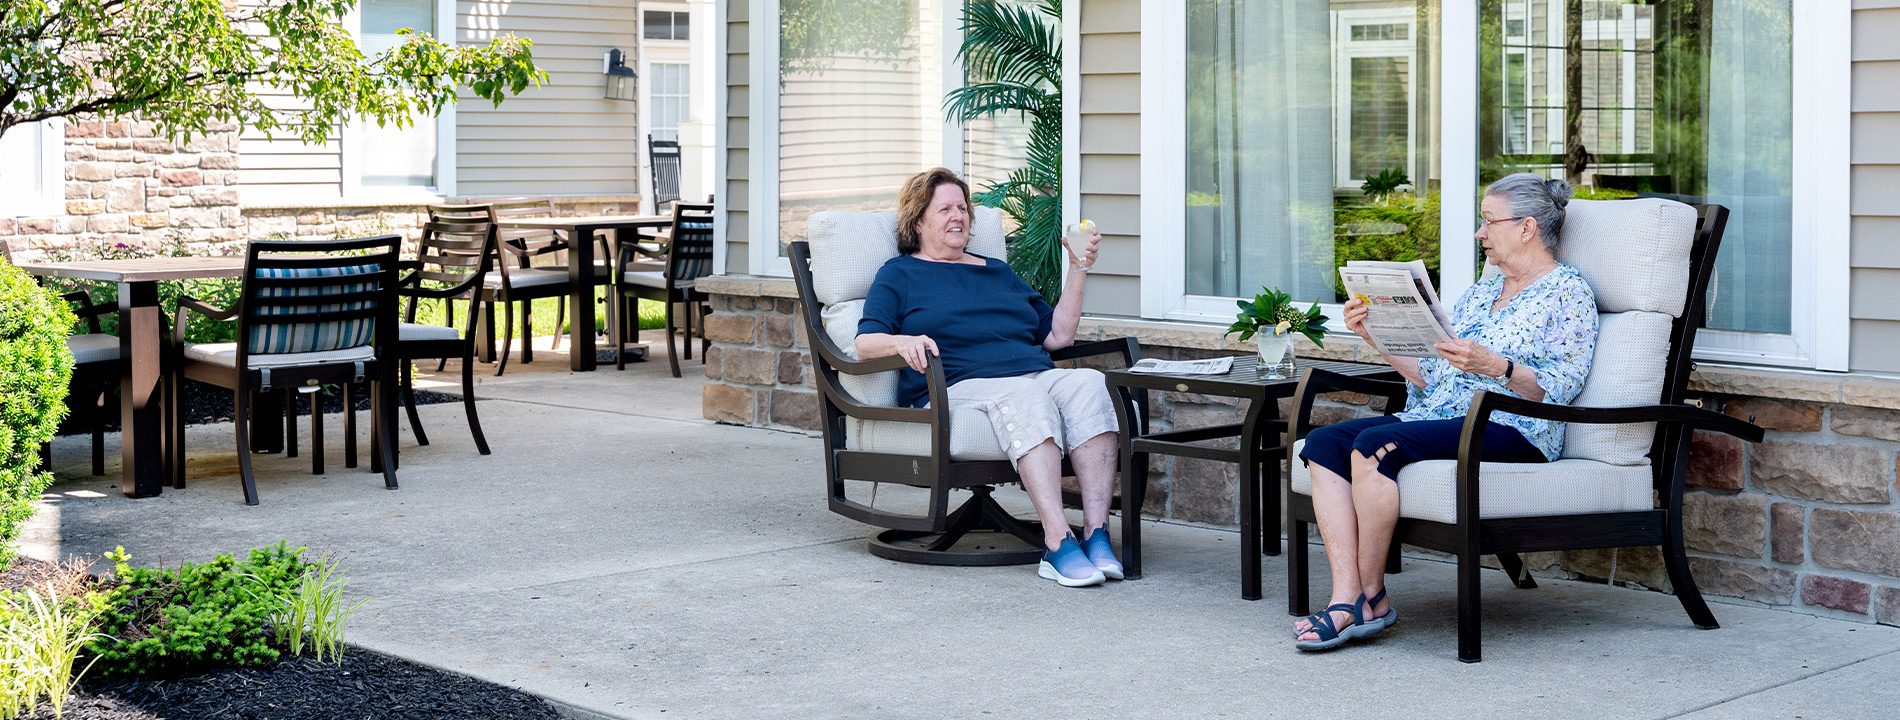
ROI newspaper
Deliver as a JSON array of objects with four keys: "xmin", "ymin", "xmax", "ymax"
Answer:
[
  {"xmin": 1127, "ymin": 357, "xmax": 1234, "ymax": 375},
  {"xmin": 1339, "ymin": 261, "xmax": 1455, "ymax": 358}
]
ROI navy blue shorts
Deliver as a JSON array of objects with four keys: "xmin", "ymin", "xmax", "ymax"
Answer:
[{"xmin": 1297, "ymin": 415, "xmax": 1546, "ymax": 482}]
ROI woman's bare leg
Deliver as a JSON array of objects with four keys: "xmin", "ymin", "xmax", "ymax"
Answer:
[
  {"xmin": 1296, "ymin": 459, "xmax": 1363, "ymax": 641},
  {"xmin": 1068, "ymin": 432, "xmax": 1119, "ymax": 531},
  {"xmin": 1350, "ymin": 447, "xmax": 1400, "ymax": 620},
  {"xmin": 1016, "ymin": 439, "xmax": 1072, "ymax": 550}
]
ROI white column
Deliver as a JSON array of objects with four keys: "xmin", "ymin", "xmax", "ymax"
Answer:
[{"xmin": 689, "ymin": 0, "xmax": 717, "ymax": 201}]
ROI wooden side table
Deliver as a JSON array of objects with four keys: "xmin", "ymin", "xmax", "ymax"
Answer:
[{"xmin": 1106, "ymin": 357, "xmax": 1401, "ymax": 600}]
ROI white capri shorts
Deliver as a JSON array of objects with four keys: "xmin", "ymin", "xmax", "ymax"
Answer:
[{"xmin": 946, "ymin": 368, "xmax": 1120, "ymax": 468}]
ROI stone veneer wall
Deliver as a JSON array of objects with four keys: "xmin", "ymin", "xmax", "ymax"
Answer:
[
  {"xmin": 0, "ymin": 119, "xmax": 640, "ymax": 257},
  {"xmin": 698, "ymin": 275, "xmax": 1900, "ymax": 627}
]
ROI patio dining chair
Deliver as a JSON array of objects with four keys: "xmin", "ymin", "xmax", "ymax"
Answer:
[
  {"xmin": 608, "ymin": 202, "xmax": 713, "ymax": 377},
  {"xmin": 168, "ymin": 235, "xmax": 402, "ymax": 505},
  {"xmin": 788, "ymin": 207, "xmax": 1146, "ymax": 565},
  {"xmin": 393, "ymin": 220, "xmax": 497, "ymax": 455},
  {"xmin": 1284, "ymin": 200, "xmax": 1765, "ymax": 662},
  {"xmin": 648, "ymin": 136, "xmax": 682, "ymax": 214},
  {"xmin": 2, "ymin": 240, "xmax": 120, "ymax": 476},
  {"xmin": 433, "ymin": 198, "xmax": 610, "ymax": 373}
]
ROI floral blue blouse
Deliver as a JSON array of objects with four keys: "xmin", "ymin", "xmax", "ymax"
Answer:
[{"xmin": 1398, "ymin": 264, "xmax": 1598, "ymax": 460}]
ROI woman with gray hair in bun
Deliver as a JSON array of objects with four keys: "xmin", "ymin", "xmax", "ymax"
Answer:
[{"xmin": 1291, "ymin": 172, "xmax": 1598, "ymax": 651}]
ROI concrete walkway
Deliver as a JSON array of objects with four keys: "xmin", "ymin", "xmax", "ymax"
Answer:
[{"xmin": 23, "ymin": 341, "xmax": 1900, "ymax": 720}]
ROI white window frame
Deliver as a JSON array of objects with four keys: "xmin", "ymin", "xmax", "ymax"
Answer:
[
  {"xmin": 1139, "ymin": 0, "xmax": 1850, "ymax": 372},
  {"xmin": 1331, "ymin": 8, "xmax": 1417, "ymax": 191},
  {"xmin": 340, "ymin": 0, "xmax": 457, "ymax": 201},
  {"xmin": 1140, "ymin": 1, "xmax": 1479, "ymax": 326},
  {"xmin": 745, "ymin": 0, "xmax": 966, "ymax": 278},
  {"xmin": 0, "ymin": 119, "xmax": 66, "ymax": 217}
]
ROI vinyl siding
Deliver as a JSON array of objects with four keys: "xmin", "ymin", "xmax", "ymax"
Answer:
[
  {"xmin": 456, "ymin": 0, "xmax": 640, "ymax": 196},
  {"xmin": 723, "ymin": 0, "xmax": 749, "ymax": 274},
  {"xmin": 1849, "ymin": 4, "xmax": 1900, "ymax": 372},
  {"xmin": 236, "ymin": 0, "xmax": 342, "ymax": 200},
  {"xmin": 1076, "ymin": 0, "xmax": 1141, "ymax": 317}
]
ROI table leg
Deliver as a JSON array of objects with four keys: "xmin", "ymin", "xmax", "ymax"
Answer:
[
  {"xmin": 568, "ymin": 225, "xmax": 598, "ymax": 371},
  {"xmin": 1238, "ymin": 397, "xmax": 1264, "ymax": 601},
  {"xmin": 117, "ymin": 282, "xmax": 165, "ymax": 498}
]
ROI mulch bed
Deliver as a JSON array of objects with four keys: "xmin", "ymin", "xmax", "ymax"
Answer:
[
  {"xmin": 26, "ymin": 651, "xmax": 567, "ymax": 720},
  {"xmin": 3, "ymin": 557, "xmax": 566, "ymax": 720},
  {"xmin": 56, "ymin": 384, "xmax": 457, "ymax": 437}
]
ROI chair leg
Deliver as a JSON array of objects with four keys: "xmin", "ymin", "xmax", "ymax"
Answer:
[
  {"xmin": 612, "ymin": 293, "xmax": 628, "ymax": 371},
  {"xmin": 310, "ymin": 391, "xmax": 325, "ymax": 476},
  {"xmin": 283, "ymin": 389, "xmax": 298, "ymax": 458},
  {"xmin": 496, "ymin": 300, "xmax": 514, "ymax": 377},
  {"xmin": 482, "ymin": 299, "xmax": 498, "ymax": 365},
  {"xmin": 461, "ymin": 344, "xmax": 491, "ymax": 455},
  {"xmin": 1498, "ymin": 552, "xmax": 1537, "ymax": 589},
  {"xmin": 234, "ymin": 387, "xmax": 259, "ymax": 506},
  {"xmin": 402, "ymin": 361, "xmax": 429, "ymax": 446},
  {"xmin": 1665, "ymin": 529, "xmax": 1721, "ymax": 629},
  {"xmin": 1288, "ymin": 517, "xmax": 1310, "ymax": 617},
  {"xmin": 344, "ymin": 382, "xmax": 358, "ymax": 469},
  {"xmin": 552, "ymin": 301, "xmax": 566, "ymax": 350},
  {"xmin": 171, "ymin": 374, "xmax": 188, "ymax": 489},
  {"xmin": 1457, "ymin": 546, "xmax": 1482, "ymax": 663},
  {"xmin": 374, "ymin": 379, "xmax": 400, "ymax": 488},
  {"xmin": 521, "ymin": 300, "xmax": 535, "ymax": 364},
  {"xmin": 92, "ymin": 390, "xmax": 108, "ymax": 476},
  {"xmin": 664, "ymin": 296, "xmax": 681, "ymax": 378}
]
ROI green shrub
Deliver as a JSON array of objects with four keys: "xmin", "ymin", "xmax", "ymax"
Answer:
[
  {"xmin": 0, "ymin": 587, "xmax": 102, "ymax": 718},
  {"xmin": 87, "ymin": 543, "xmax": 309, "ymax": 678},
  {"xmin": 0, "ymin": 263, "xmax": 75, "ymax": 567}
]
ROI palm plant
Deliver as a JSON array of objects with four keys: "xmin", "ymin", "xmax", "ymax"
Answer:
[{"xmin": 944, "ymin": 0, "xmax": 1063, "ymax": 301}]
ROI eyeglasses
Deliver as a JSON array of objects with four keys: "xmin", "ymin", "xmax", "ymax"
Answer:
[{"xmin": 1478, "ymin": 215, "xmax": 1529, "ymax": 230}]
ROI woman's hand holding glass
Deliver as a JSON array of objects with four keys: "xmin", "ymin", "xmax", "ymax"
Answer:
[{"xmin": 1063, "ymin": 221, "xmax": 1101, "ymax": 272}]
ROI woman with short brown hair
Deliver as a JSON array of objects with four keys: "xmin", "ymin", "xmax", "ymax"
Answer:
[{"xmin": 856, "ymin": 167, "xmax": 1118, "ymax": 587}]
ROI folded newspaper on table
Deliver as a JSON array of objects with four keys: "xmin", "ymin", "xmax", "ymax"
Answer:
[
  {"xmin": 1127, "ymin": 356, "xmax": 1235, "ymax": 375},
  {"xmin": 1338, "ymin": 260, "xmax": 1456, "ymax": 358}
]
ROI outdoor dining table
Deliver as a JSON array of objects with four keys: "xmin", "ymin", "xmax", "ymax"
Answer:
[
  {"xmin": 1104, "ymin": 356, "xmax": 1403, "ymax": 600},
  {"xmin": 15, "ymin": 256, "xmax": 255, "ymax": 498},
  {"xmin": 493, "ymin": 214, "xmax": 673, "ymax": 371}
]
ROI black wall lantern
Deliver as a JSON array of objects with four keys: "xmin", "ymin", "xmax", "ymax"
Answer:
[{"xmin": 603, "ymin": 49, "xmax": 638, "ymax": 102}]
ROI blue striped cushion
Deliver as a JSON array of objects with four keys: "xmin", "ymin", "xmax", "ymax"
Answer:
[
  {"xmin": 246, "ymin": 264, "xmax": 379, "ymax": 355},
  {"xmin": 669, "ymin": 221, "xmax": 714, "ymax": 281}
]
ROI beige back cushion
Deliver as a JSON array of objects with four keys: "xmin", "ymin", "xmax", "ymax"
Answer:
[
  {"xmin": 1556, "ymin": 198, "xmax": 1697, "ymax": 315},
  {"xmin": 1562, "ymin": 311, "xmax": 1672, "ymax": 465}
]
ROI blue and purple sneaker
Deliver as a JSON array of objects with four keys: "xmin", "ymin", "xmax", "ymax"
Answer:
[
  {"xmin": 1039, "ymin": 535, "xmax": 1107, "ymax": 587},
  {"xmin": 1082, "ymin": 524, "xmax": 1124, "ymax": 580}
]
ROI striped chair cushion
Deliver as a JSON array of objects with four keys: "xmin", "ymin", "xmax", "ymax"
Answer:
[
  {"xmin": 246, "ymin": 264, "xmax": 379, "ymax": 355},
  {"xmin": 668, "ymin": 221, "xmax": 714, "ymax": 281}
]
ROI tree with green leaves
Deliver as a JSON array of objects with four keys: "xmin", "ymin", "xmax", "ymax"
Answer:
[
  {"xmin": 0, "ymin": 0, "xmax": 545, "ymax": 143},
  {"xmin": 944, "ymin": 0, "xmax": 1062, "ymax": 301}
]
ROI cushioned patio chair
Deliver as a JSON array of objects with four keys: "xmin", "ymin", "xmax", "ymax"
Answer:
[
  {"xmin": 788, "ymin": 208, "xmax": 1146, "ymax": 565},
  {"xmin": 393, "ymin": 220, "xmax": 498, "ymax": 456},
  {"xmin": 608, "ymin": 202, "xmax": 713, "ymax": 377},
  {"xmin": 169, "ymin": 236, "xmax": 402, "ymax": 504},
  {"xmin": 1285, "ymin": 200, "xmax": 1764, "ymax": 662}
]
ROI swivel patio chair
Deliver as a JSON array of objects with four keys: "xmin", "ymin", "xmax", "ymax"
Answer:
[
  {"xmin": 608, "ymin": 202, "xmax": 712, "ymax": 377},
  {"xmin": 2, "ymin": 240, "xmax": 120, "ymax": 475},
  {"xmin": 169, "ymin": 235, "xmax": 402, "ymax": 505},
  {"xmin": 393, "ymin": 220, "xmax": 497, "ymax": 455},
  {"xmin": 789, "ymin": 207, "xmax": 1146, "ymax": 565},
  {"xmin": 1284, "ymin": 200, "xmax": 1765, "ymax": 662}
]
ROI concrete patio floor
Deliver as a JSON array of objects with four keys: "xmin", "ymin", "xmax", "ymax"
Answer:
[{"xmin": 22, "ymin": 338, "xmax": 1900, "ymax": 719}]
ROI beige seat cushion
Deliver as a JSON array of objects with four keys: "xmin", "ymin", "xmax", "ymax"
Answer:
[
  {"xmin": 618, "ymin": 270, "xmax": 692, "ymax": 291},
  {"xmin": 487, "ymin": 268, "xmax": 568, "ymax": 289},
  {"xmin": 1289, "ymin": 439, "xmax": 1654, "ymax": 524},
  {"xmin": 67, "ymin": 334, "xmax": 121, "ymax": 365},
  {"xmin": 185, "ymin": 343, "xmax": 374, "ymax": 369}
]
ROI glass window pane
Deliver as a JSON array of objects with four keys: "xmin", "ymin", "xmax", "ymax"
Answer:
[
  {"xmin": 1478, "ymin": 0, "xmax": 1792, "ymax": 334},
  {"xmin": 1187, "ymin": 1, "xmax": 1442, "ymax": 301},
  {"xmin": 0, "ymin": 122, "xmax": 45, "ymax": 202},
  {"xmin": 650, "ymin": 63, "xmax": 691, "ymax": 142},
  {"xmin": 360, "ymin": 0, "xmax": 437, "ymax": 187},
  {"xmin": 645, "ymin": 11, "xmax": 672, "ymax": 40},
  {"xmin": 778, "ymin": 0, "xmax": 942, "ymax": 258},
  {"xmin": 672, "ymin": 11, "xmax": 690, "ymax": 40}
]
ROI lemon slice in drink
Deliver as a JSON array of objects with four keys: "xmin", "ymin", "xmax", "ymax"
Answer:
[
  {"xmin": 1274, "ymin": 321, "xmax": 1293, "ymax": 335},
  {"xmin": 1081, "ymin": 219, "xmax": 1096, "ymax": 232}
]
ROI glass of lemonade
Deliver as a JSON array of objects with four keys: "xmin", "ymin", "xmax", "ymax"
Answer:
[{"xmin": 1064, "ymin": 219, "xmax": 1096, "ymax": 270}]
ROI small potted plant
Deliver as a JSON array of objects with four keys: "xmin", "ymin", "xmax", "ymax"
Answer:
[{"xmin": 1225, "ymin": 288, "xmax": 1329, "ymax": 375}]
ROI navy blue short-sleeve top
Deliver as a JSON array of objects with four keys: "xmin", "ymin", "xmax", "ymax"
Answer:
[{"xmin": 857, "ymin": 254, "xmax": 1056, "ymax": 408}]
